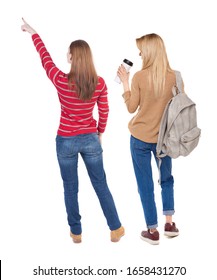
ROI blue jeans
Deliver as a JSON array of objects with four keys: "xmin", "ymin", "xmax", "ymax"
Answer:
[
  {"xmin": 130, "ymin": 136, "xmax": 174, "ymax": 229},
  {"xmin": 56, "ymin": 133, "xmax": 121, "ymax": 235}
]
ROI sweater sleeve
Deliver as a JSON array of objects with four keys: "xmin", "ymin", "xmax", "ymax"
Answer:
[
  {"xmin": 97, "ymin": 78, "xmax": 109, "ymax": 133},
  {"xmin": 122, "ymin": 74, "xmax": 140, "ymax": 113},
  {"xmin": 32, "ymin": 34, "xmax": 61, "ymax": 86}
]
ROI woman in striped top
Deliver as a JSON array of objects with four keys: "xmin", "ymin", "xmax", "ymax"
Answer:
[{"xmin": 21, "ymin": 18, "xmax": 124, "ymax": 243}]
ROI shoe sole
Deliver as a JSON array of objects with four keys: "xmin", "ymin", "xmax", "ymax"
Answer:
[
  {"xmin": 164, "ymin": 231, "xmax": 179, "ymax": 237},
  {"xmin": 140, "ymin": 235, "xmax": 159, "ymax": 245},
  {"xmin": 72, "ymin": 239, "xmax": 82, "ymax": 243}
]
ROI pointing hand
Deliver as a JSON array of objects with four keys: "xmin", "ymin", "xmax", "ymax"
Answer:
[{"xmin": 21, "ymin": 18, "xmax": 36, "ymax": 35}]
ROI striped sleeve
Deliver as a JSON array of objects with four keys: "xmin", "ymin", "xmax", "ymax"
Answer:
[
  {"xmin": 32, "ymin": 34, "xmax": 60, "ymax": 86},
  {"xmin": 97, "ymin": 79, "xmax": 109, "ymax": 133}
]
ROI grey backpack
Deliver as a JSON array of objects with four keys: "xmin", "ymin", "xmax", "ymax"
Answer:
[{"xmin": 156, "ymin": 71, "xmax": 201, "ymax": 160}]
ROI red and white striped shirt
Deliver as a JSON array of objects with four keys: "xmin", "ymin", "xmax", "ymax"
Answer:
[{"xmin": 32, "ymin": 34, "xmax": 109, "ymax": 136}]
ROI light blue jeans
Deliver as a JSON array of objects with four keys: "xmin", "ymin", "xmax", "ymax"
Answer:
[
  {"xmin": 130, "ymin": 135, "xmax": 175, "ymax": 229},
  {"xmin": 56, "ymin": 133, "xmax": 121, "ymax": 235}
]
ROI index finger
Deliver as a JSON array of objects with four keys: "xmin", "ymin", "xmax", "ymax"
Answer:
[{"xmin": 22, "ymin": 17, "xmax": 28, "ymax": 24}]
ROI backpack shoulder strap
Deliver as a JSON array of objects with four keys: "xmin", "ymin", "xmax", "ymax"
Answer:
[
  {"xmin": 174, "ymin": 70, "xmax": 183, "ymax": 93},
  {"xmin": 156, "ymin": 99, "xmax": 171, "ymax": 158}
]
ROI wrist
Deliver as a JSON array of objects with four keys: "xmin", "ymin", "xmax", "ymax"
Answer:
[{"xmin": 123, "ymin": 82, "xmax": 130, "ymax": 92}]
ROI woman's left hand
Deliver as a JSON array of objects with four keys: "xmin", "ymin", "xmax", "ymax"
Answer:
[{"xmin": 21, "ymin": 18, "xmax": 37, "ymax": 35}]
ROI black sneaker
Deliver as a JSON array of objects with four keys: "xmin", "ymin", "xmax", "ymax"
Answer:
[
  {"xmin": 141, "ymin": 229, "xmax": 159, "ymax": 245},
  {"xmin": 164, "ymin": 222, "xmax": 179, "ymax": 237}
]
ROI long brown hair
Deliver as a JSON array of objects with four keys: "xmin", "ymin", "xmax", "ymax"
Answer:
[
  {"xmin": 136, "ymin": 33, "xmax": 173, "ymax": 97},
  {"xmin": 68, "ymin": 40, "xmax": 98, "ymax": 101}
]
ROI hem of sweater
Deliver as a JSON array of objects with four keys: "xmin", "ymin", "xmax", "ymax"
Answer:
[
  {"xmin": 130, "ymin": 131, "xmax": 158, "ymax": 144},
  {"xmin": 57, "ymin": 128, "xmax": 98, "ymax": 137},
  {"xmin": 32, "ymin": 33, "xmax": 38, "ymax": 37}
]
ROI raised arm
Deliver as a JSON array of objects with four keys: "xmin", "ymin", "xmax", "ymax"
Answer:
[
  {"xmin": 21, "ymin": 18, "xmax": 61, "ymax": 85},
  {"xmin": 117, "ymin": 65, "xmax": 140, "ymax": 113}
]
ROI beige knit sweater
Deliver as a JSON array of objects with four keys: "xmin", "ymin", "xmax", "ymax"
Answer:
[{"xmin": 122, "ymin": 70, "xmax": 178, "ymax": 143}]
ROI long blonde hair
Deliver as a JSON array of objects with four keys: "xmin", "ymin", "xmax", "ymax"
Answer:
[
  {"xmin": 136, "ymin": 33, "xmax": 172, "ymax": 97},
  {"xmin": 68, "ymin": 40, "xmax": 98, "ymax": 101}
]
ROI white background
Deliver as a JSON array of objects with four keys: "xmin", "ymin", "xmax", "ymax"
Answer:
[{"xmin": 0, "ymin": 0, "xmax": 216, "ymax": 279}]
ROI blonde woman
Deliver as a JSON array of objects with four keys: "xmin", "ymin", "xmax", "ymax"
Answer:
[
  {"xmin": 21, "ymin": 19, "xmax": 124, "ymax": 243},
  {"xmin": 117, "ymin": 33, "xmax": 179, "ymax": 245}
]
